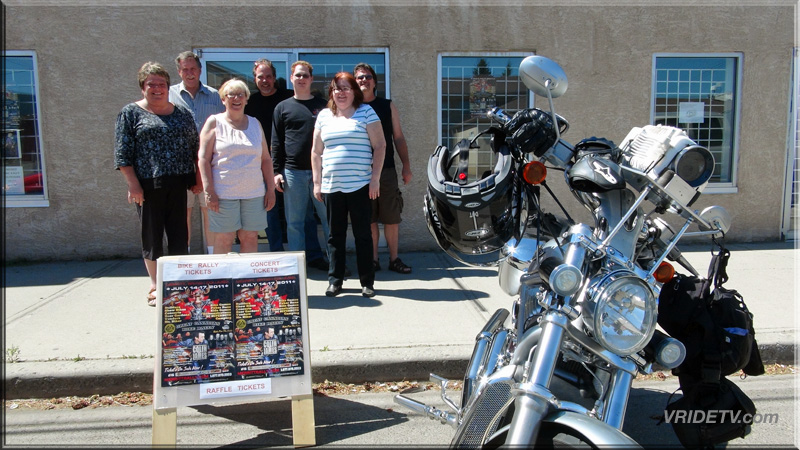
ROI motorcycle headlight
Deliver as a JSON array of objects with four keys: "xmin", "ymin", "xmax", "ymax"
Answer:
[{"xmin": 583, "ymin": 271, "xmax": 656, "ymax": 356}]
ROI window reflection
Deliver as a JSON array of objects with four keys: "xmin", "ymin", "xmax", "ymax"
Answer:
[{"xmin": 3, "ymin": 52, "xmax": 47, "ymax": 202}]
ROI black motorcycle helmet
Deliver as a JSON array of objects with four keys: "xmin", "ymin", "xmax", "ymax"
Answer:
[{"xmin": 424, "ymin": 138, "xmax": 515, "ymax": 267}]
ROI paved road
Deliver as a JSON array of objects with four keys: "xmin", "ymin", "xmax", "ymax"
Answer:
[{"xmin": 4, "ymin": 374, "xmax": 796, "ymax": 448}]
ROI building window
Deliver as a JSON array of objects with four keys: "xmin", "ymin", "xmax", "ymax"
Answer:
[
  {"xmin": 198, "ymin": 48, "xmax": 388, "ymax": 98},
  {"xmin": 439, "ymin": 54, "xmax": 532, "ymax": 180},
  {"xmin": 652, "ymin": 54, "xmax": 742, "ymax": 188},
  {"xmin": 299, "ymin": 52, "xmax": 387, "ymax": 99},
  {"xmin": 3, "ymin": 51, "xmax": 48, "ymax": 206}
]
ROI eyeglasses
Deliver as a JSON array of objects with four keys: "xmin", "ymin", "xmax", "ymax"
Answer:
[
  {"xmin": 333, "ymin": 86, "xmax": 352, "ymax": 93},
  {"xmin": 293, "ymin": 73, "xmax": 310, "ymax": 79},
  {"xmin": 225, "ymin": 93, "xmax": 246, "ymax": 99},
  {"xmin": 356, "ymin": 75, "xmax": 374, "ymax": 81}
]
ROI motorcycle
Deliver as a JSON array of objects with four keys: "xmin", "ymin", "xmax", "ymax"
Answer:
[{"xmin": 394, "ymin": 55, "xmax": 736, "ymax": 448}]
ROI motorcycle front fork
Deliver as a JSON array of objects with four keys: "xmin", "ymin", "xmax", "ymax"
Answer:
[{"xmin": 504, "ymin": 310, "xmax": 634, "ymax": 446}]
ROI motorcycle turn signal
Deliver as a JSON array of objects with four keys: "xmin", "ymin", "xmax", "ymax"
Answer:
[
  {"xmin": 522, "ymin": 161, "xmax": 547, "ymax": 185},
  {"xmin": 653, "ymin": 261, "xmax": 675, "ymax": 283}
]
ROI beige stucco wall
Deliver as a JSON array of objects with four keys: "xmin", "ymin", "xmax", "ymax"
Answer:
[{"xmin": 4, "ymin": 3, "xmax": 795, "ymax": 261}]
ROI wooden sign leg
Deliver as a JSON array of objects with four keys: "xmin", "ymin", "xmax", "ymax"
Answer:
[
  {"xmin": 152, "ymin": 407, "xmax": 178, "ymax": 447},
  {"xmin": 291, "ymin": 394, "xmax": 316, "ymax": 447}
]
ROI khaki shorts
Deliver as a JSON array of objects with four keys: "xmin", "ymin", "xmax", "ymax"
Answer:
[
  {"xmin": 187, "ymin": 189, "xmax": 207, "ymax": 208},
  {"xmin": 209, "ymin": 197, "xmax": 268, "ymax": 233},
  {"xmin": 371, "ymin": 169, "xmax": 403, "ymax": 224}
]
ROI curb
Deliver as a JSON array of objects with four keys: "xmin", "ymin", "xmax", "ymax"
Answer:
[
  {"xmin": 4, "ymin": 343, "xmax": 795, "ymax": 400},
  {"xmin": 3, "ymin": 356, "xmax": 470, "ymax": 401}
]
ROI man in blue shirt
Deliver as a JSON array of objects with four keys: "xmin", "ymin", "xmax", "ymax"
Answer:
[{"xmin": 169, "ymin": 51, "xmax": 225, "ymax": 255}]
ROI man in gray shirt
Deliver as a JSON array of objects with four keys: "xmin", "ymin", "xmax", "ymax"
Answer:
[{"xmin": 169, "ymin": 51, "xmax": 224, "ymax": 255}]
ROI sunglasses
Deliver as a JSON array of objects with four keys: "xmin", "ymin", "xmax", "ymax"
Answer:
[{"xmin": 356, "ymin": 75, "xmax": 374, "ymax": 81}]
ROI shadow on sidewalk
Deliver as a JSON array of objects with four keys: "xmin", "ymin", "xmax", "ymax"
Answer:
[
  {"xmin": 4, "ymin": 259, "xmax": 145, "ymax": 288},
  {"xmin": 191, "ymin": 394, "xmax": 409, "ymax": 447}
]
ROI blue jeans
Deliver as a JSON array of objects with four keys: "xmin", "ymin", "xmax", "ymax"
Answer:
[
  {"xmin": 283, "ymin": 168, "xmax": 329, "ymax": 260},
  {"xmin": 266, "ymin": 194, "xmax": 325, "ymax": 260},
  {"xmin": 265, "ymin": 194, "xmax": 285, "ymax": 252}
]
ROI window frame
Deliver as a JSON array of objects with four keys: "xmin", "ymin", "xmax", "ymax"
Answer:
[
  {"xmin": 198, "ymin": 47, "xmax": 390, "ymax": 98},
  {"xmin": 3, "ymin": 50, "xmax": 49, "ymax": 207},
  {"xmin": 651, "ymin": 52, "xmax": 743, "ymax": 193}
]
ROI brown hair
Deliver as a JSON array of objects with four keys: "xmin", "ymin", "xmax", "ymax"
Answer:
[
  {"xmin": 253, "ymin": 58, "xmax": 277, "ymax": 77},
  {"xmin": 327, "ymin": 72, "xmax": 363, "ymax": 115},
  {"xmin": 353, "ymin": 62, "xmax": 377, "ymax": 82},
  {"xmin": 137, "ymin": 61, "xmax": 170, "ymax": 89},
  {"xmin": 175, "ymin": 51, "xmax": 201, "ymax": 71},
  {"xmin": 291, "ymin": 60, "xmax": 313, "ymax": 76}
]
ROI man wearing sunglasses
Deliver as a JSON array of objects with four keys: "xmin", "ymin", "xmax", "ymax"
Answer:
[
  {"xmin": 354, "ymin": 63, "xmax": 413, "ymax": 274},
  {"xmin": 272, "ymin": 62, "xmax": 331, "ymax": 272},
  {"xmin": 245, "ymin": 59, "xmax": 323, "ymax": 261}
]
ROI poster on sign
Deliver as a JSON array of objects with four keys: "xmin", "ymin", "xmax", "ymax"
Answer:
[
  {"xmin": 232, "ymin": 275, "xmax": 304, "ymax": 379},
  {"xmin": 160, "ymin": 278, "xmax": 234, "ymax": 386},
  {"xmin": 154, "ymin": 252, "xmax": 311, "ymax": 410}
]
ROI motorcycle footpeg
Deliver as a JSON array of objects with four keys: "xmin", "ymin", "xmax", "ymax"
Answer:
[
  {"xmin": 429, "ymin": 373, "xmax": 461, "ymax": 414},
  {"xmin": 393, "ymin": 394, "xmax": 459, "ymax": 428}
]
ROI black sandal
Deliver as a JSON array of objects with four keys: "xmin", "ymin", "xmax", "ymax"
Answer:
[
  {"xmin": 373, "ymin": 260, "xmax": 381, "ymax": 271},
  {"xmin": 388, "ymin": 257, "xmax": 412, "ymax": 274}
]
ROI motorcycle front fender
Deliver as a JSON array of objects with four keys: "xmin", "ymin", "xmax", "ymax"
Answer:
[{"xmin": 544, "ymin": 410, "xmax": 641, "ymax": 448}]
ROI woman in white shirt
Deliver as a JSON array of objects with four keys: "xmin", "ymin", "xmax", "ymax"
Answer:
[
  {"xmin": 311, "ymin": 72, "xmax": 385, "ymax": 298},
  {"xmin": 199, "ymin": 78, "xmax": 276, "ymax": 254}
]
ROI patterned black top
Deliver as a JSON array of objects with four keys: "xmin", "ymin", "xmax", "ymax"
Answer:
[{"xmin": 114, "ymin": 103, "xmax": 199, "ymax": 182}]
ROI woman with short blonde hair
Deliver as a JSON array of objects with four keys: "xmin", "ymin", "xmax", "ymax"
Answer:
[{"xmin": 198, "ymin": 78, "xmax": 275, "ymax": 254}]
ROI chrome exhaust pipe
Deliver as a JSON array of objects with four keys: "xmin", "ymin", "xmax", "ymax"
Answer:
[{"xmin": 463, "ymin": 309, "xmax": 509, "ymax": 402}]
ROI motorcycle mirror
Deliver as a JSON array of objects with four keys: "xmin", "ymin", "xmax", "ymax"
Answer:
[
  {"xmin": 698, "ymin": 205, "xmax": 732, "ymax": 235},
  {"xmin": 519, "ymin": 55, "xmax": 568, "ymax": 98}
]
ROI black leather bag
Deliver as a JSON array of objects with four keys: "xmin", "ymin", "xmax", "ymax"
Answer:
[
  {"xmin": 666, "ymin": 377, "xmax": 757, "ymax": 448},
  {"xmin": 658, "ymin": 246, "xmax": 764, "ymax": 380}
]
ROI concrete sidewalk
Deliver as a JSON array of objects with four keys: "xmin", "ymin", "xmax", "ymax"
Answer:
[{"xmin": 4, "ymin": 242, "xmax": 797, "ymax": 399}]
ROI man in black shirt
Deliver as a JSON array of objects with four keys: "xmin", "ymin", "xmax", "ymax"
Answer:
[
  {"xmin": 272, "ymin": 61, "xmax": 330, "ymax": 270},
  {"xmin": 354, "ymin": 63, "xmax": 413, "ymax": 274},
  {"xmin": 245, "ymin": 59, "xmax": 327, "ymax": 269}
]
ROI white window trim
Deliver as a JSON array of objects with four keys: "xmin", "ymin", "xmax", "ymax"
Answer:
[
  {"xmin": 437, "ymin": 52, "xmax": 535, "ymax": 144},
  {"xmin": 4, "ymin": 50, "xmax": 49, "ymax": 208},
  {"xmin": 650, "ymin": 52, "xmax": 743, "ymax": 193},
  {"xmin": 197, "ymin": 47, "xmax": 391, "ymax": 97},
  {"xmin": 781, "ymin": 47, "xmax": 799, "ymax": 240}
]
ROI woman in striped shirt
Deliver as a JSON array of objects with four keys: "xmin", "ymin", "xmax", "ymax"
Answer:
[{"xmin": 312, "ymin": 72, "xmax": 386, "ymax": 298}]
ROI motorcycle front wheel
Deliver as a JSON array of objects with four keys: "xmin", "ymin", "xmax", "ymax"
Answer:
[{"xmin": 483, "ymin": 423, "xmax": 596, "ymax": 449}]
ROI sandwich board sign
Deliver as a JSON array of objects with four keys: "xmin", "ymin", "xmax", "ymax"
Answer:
[{"xmin": 152, "ymin": 251, "xmax": 314, "ymax": 447}]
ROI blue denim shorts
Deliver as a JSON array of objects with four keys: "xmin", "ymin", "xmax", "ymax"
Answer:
[{"xmin": 209, "ymin": 196, "xmax": 268, "ymax": 232}]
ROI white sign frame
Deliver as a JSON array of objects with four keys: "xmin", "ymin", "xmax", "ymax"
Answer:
[
  {"xmin": 152, "ymin": 252, "xmax": 315, "ymax": 447},
  {"xmin": 154, "ymin": 251, "xmax": 312, "ymax": 409}
]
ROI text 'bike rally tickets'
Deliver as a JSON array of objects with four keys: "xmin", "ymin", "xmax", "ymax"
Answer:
[{"xmin": 159, "ymin": 255, "xmax": 305, "ymax": 387}]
